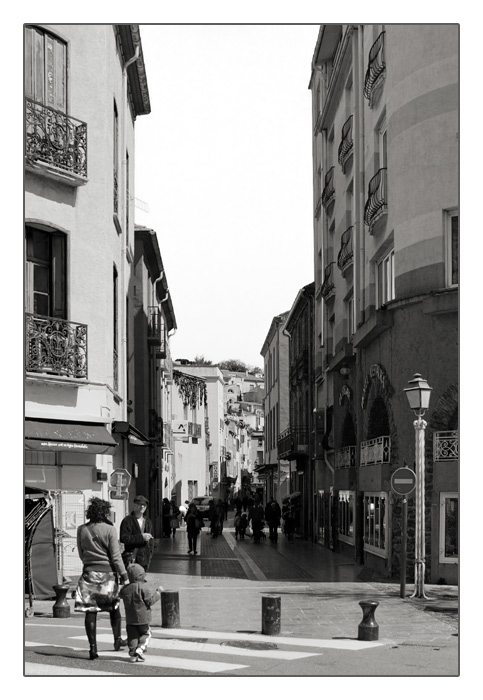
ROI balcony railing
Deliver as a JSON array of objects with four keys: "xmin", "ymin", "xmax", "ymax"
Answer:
[
  {"xmin": 433, "ymin": 430, "xmax": 459, "ymax": 461},
  {"xmin": 338, "ymin": 115, "xmax": 354, "ymax": 172},
  {"xmin": 26, "ymin": 314, "xmax": 87, "ymax": 379},
  {"xmin": 148, "ymin": 307, "xmax": 166, "ymax": 358},
  {"xmin": 337, "ymin": 226, "xmax": 354, "ymax": 272},
  {"xmin": 360, "ymin": 436, "xmax": 391, "ymax": 466},
  {"xmin": 277, "ymin": 426, "xmax": 310, "ymax": 459},
  {"xmin": 363, "ymin": 32, "xmax": 386, "ymax": 105},
  {"xmin": 321, "ymin": 262, "xmax": 336, "ymax": 299},
  {"xmin": 335, "ymin": 445, "xmax": 356, "ymax": 469},
  {"xmin": 163, "ymin": 421, "xmax": 173, "ymax": 451},
  {"xmin": 322, "ymin": 166, "xmax": 335, "ymax": 209},
  {"xmin": 25, "ymin": 98, "xmax": 87, "ymax": 181},
  {"xmin": 364, "ymin": 168, "xmax": 387, "ymax": 229}
]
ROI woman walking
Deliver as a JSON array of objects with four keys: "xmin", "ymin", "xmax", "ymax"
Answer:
[
  {"xmin": 74, "ymin": 497, "xmax": 129, "ymax": 660},
  {"xmin": 185, "ymin": 502, "xmax": 202, "ymax": 554}
]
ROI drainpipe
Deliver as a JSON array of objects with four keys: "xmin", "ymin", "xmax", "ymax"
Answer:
[
  {"xmin": 120, "ymin": 43, "xmax": 139, "ymax": 514},
  {"xmin": 355, "ymin": 25, "xmax": 366, "ymax": 327}
]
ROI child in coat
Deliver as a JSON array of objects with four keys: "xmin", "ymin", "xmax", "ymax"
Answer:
[{"xmin": 119, "ymin": 563, "xmax": 163, "ymax": 662}]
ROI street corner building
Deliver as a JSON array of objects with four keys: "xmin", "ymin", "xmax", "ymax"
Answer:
[
  {"xmin": 260, "ymin": 24, "xmax": 458, "ymax": 586},
  {"xmin": 24, "ymin": 24, "xmax": 178, "ymax": 596}
]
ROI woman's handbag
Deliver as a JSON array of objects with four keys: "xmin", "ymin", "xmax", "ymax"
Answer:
[{"xmin": 170, "ymin": 518, "xmax": 179, "ymax": 529}]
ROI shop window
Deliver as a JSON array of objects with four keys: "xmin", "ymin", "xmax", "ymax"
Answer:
[
  {"xmin": 363, "ymin": 492, "xmax": 387, "ymax": 556},
  {"xmin": 439, "ymin": 493, "xmax": 458, "ymax": 563},
  {"xmin": 338, "ymin": 491, "xmax": 355, "ymax": 544},
  {"xmin": 377, "ymin": 248, "xmax": 394, "ymax": 307}
]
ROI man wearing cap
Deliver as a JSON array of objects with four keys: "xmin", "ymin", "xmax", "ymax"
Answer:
[{"xmin": 119, "ymin": 495, "xmax": 154, "ymax": 572}]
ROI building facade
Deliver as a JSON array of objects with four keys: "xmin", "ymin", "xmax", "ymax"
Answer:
[
  {"xmin": 260, "ymin": 312, "xmax": 290, "ymax": 502},
  {"xmin": 24, "ymin": 24, "xmax": 152, "ymax": 582},
  {"xmin": 309, "ymin": 25, "xmax": 458, "ymax": 583}
]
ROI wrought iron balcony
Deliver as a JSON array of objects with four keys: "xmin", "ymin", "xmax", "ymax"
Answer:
[
  {"xmin": 25, "ymin": 313, "xmax": 87, "ymax": 379},
  {"xmin": 433, "ymin": 430, "xmax": 458, "ymax": 461},
  {"xmin": 360, "ymin": 436, "xmax": 391, "ymax": 466},
  {"xmin": 25, "ymin": 98, "xmax": 87, "ymax": 182},
  {"xmin": 163, "ymin": 421, "xmax": 173, "ymax": 451},
  {"xmin": 337, "ymin": 226, "xmax": 354, "ymax": 272},
  {"xmin": 149, "ymin": 409, "xmax": 163, "ymax": 442},
  {"xmin": 277, "ymin": 426, "xmax": 310, "ymax": 459},
  {"xmin": 321, "ymin": 262, "xmax": 336, "ymax": 299},
  {"xmin": 335, "ymin": 445, "xmax": 356, "ymax": 469},
  {"xmin": 364, "ymin": 168, "xmax": 387, "ymax": 230},
  {"xmin": 321, "ymin": 166, "xmax": 335, "ymax": 209},
  {"xmin": 338, "ymin": 115, "xmax": 354, "ymax": 172},
  {"xmin": 147, "ymin": 307, "xmax": 166, "ymax": 358},
  {"xmin": 363, "ymin": 32, "xmax": 386, "ymax": 105}
]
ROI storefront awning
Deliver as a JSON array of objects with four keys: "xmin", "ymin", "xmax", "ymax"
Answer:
[
  {"xmin": 25, "ymin": 420, "xmax": 118, "ymax": 455},
  {"xmin": 111, "ymin": 421, "xmax": 151, "ymax": 446}
]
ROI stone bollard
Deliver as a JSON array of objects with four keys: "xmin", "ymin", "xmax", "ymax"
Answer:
[
  {"xmin": 262, "ymin": 595, "xmax": 281, "ymax": 635},
  {"xmin": 358, "ymin": 600, "xmax": 379, "ymax": 641},
  {"xmin": 161, "ymin": 590, "xmax": 180, "ymax": 628},
  {"xmin": 52, "ymin": 583, "xmax": 71, "ymax": 618}
]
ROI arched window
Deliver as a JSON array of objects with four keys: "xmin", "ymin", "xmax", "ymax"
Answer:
[{"xmin": 367, "ymin": 396, "xmax": 390, "ymax": 440}]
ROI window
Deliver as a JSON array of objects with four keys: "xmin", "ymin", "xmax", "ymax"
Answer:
[
  {"xmin": 338, "ymin": 491, "xmax": 355, "ymax": 544},
  {"xmin": 377, "ymin": 249, "xmax": 394, "ymax": 307},
  {"xmin": 439, "ymin": 493, "xmax": 458, "ymax": 563},
  {"xmin": 25, "ymin": 26, "xmax": 67, "ymax": 112},
  {"xmin": 363, "ymin": 492, "xmax": 387, "ymax": 556},
  {"xmin": 445, "ymin": 209, "xmax": 458, "ymax": 287},
  {"xmin": 378, "ymin": 116, "xmax": 387, "ymax": 169},
  {"xmin": 113, "ymin": 101, "xmax": 119, "ymax": 216},
  {"xmin": 25, "ymin": 226, "xmax": 66, "ymax": 318}
]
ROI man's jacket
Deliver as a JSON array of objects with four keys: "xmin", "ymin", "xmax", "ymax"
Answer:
[{"xmin": 119, "ymin": 513, "xmax": 154, "ymax": 570}]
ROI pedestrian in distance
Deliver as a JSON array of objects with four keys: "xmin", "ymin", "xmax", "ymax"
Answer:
[
  {"xmin": 170, "ymin": 499, "xmax": 180, "ymax": 537},
  {"xmin": 74, "ymin": 497, "xmax": 129, "ymax": 660},
  {"xmin": 265, "ymin": 498, "xmax": 282, "ymax": 543},
  {"xmin": 248, "ymin": 496, "xmax": 265, "ymax": 543},
  {"xmin": 223, "ymin": 497, "xmax": 229, "ymax": 521},
  {"xmin": 235, "ymin": 512, "xmax": 248, "ymax": 540},
  {"xmin": 283, "ymin": 505, "xmax": 296, "ymax": 543},
  {"xmin": 119, "ymin": 495, "xmax": 154, "ymax": 572},
  {"xmin": 119, "ymin": 563, "xmax": 164, "ymax": 663},
  {"xmin": 242, "ymin": 495, "xmax": 248, "ymax": 512},
  {"xmin": 185, "ymin": 502, "xmax": 203, "ymax": 554},
  {"xmin": 161, "ymin": 498, "xmax": 172, "ymax": 537}
]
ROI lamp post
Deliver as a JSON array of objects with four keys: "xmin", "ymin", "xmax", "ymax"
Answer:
[{"xmin": 403, "ymin": 373, "xmax": 432, "ymax": 599}]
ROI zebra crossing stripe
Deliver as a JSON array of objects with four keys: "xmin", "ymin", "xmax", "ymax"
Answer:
[
  {"xmin": 25, "ymin": 662, "xmax": 118, "ymax": 676},
  {"xmin": 152, "ymin": 628, "xmax": 383, "ymax": 650},
  {"xmin": 93, "ymin": 634, "xmax": 321, "ymax": 661}
]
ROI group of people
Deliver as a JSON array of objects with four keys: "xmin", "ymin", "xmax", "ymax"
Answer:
[
  {"xmin": 73, "ymin": 491, "xmax": 296, "ymax": 662},
  {"xmin": 74, "ymin": 494, "xmax": 160, "ymax": 662}
]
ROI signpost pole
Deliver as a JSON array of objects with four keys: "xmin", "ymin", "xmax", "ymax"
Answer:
[{"xmin": 400, "ymin": 496, "xmax": 407, "ymax": 599}]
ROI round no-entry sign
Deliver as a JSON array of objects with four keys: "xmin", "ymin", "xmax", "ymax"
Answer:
[{"xmin": 391, "ymin": 466, "xmax": 416, "ymax": 497}]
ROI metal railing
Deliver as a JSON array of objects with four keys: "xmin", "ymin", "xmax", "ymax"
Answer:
[
  {"xmin": 321, "ymin": 262, "xmax": 336, "ymax": 299},
  {"xmin": 363, "ymin": 32, "xmax": 386, "ymax": 104},
  {"xmin": 25, "ymin": 98, "xmax": 87, "ymax": 179},
  {"xmin": 360, "ymin": 436, "xmax": 391, "ymax": 466},
  {"xmin": 277, "ymin": 426, "xmax": 310, "ymax": 458},
  {"xmin": 147, "ymin": 307, "xmax": 166, "ymax": 357},
  {"xmin": 25, "ymin": 313, "xmax": 87, "ymax": 379},
  {"xmin": 337, "ymin": 226, "xmax": 354, "ymax": 271},
  {"xmin": 335, "ymin": 445, "xmax": 356, "ymax": 469},
  {"xmin": 364, "ymin": 168, "xmax": 387, "ymax": 228},
  {"xmin": 322, "ymin": 166, "xmax": 335, "ymax": 209},
  {"xmin": 338, "ymin": 115, "xmax": 353, "ymax": 171},
  {"xmin": 433, "ymin": 430, "xmax": 458, "ymax": 461}
]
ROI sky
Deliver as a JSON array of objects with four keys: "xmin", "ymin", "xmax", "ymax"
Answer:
[{"xmin": 133, "ymin": 24, "xmax": 320, "ymax": 369}]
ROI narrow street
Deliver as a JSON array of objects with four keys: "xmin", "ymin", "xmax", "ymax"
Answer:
[{"xmin": 24, "ymin": 514, "xmax": 459, "ymax": 677}]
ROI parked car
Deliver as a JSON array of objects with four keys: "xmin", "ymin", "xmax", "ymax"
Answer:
[{"xmin": 190, "ymin": 497, "xmax": 215, "ymax": 519}]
